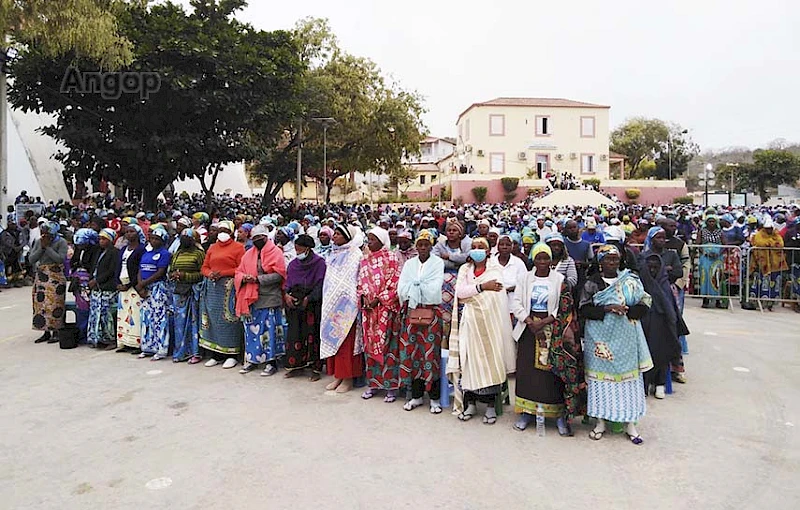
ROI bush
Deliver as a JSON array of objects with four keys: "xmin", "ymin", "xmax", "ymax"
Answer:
[
  {"xmin": 625, "ymin": 188, "xmax": 641, "ymax": 200},
  {"xmin": 471, "ymin": 186, "xmax": 487, "ymax": 203},
  {"xmin": 500, "ymin": 177, "xmax": 519, "ymax": 193},
  {"xmin": 673, "ymin": 195, "xmax": 694, "ymax": 205},
  {"xmin": 503, "ymin": 192, "xmax": 517, "ymax": 203},
  {"xmin": 583, "ymin": 178, "xmax": 600, "ymax": 190},
  {"xmin": 527, "ymin": 187, "xmax": 542, "ymax": 196},
  {"xmin": 439, "ymin": 185, "xmax": 452, "ymax": 201}
]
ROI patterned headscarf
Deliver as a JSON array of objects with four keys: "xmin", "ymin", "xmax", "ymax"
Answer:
[
  {"xmin": 319, "ymin": 226, "xmax": 334, "ymax": 239},
  {"xmin": 150, "ymin": 225, "xmax": 170, "ymax": 243},
  {"xmin": 74, "ymin": 228, "xmax": 99, "ymax": 246},
  {"xmin": 45, "ymin": 221, "xmax": 61, "ymax": 240},
  {"xmin": 643, "ymin": 226, "xmax": 665, "ymax": 252},
  {"xmin": 445, "ymin": 219, "xmax": 464, "ymax": 237},
  {"xmin": 128, "ymin": 224, "xmax": 146, "ymax": 245},
  {"xmin": 192, "ymin": 212, "xmax": 210, "ymax": 225},
  {"xmin": 544, "ymin": 232, "xmax": 565, "ymax": 245},
  {"xmin": 218, "ymin": 220, "xmax": 235, "ymax": 233},
  {"xmin": 122, "ymin": 216, "xmax": 138, "ymax": 226},
  {"xmin": 99, "ymin": 228, "xmax": 117, "ymax": 243},
  {"xmin": 279, "ymin": 226, "xmax": 296, "ymax": 242},
  {"xmin": 596, "ymin": 244, "xmax": 621, "ymax": 262},
  {"xmin": 241, "ymin": 223, "xmax": 254, "ymax": 233},
  {"xmin": 415, "ymin": 229, "xmax": 436, "ymax": 246}
]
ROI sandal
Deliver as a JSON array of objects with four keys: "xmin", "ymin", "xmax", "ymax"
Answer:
[
  {"xmin": 383, "ymin": 392, "xmax": 397, "ymax": 404},
  {"xmin": 482, "ymin": 413, "xmax": 497, "ymax": 425},
  {"xmin": 403, "ymin": 398, "xmax": 424, "ymax": 411},
  {"xmin": 284, "ymin": 369, "xmax": 303, "ymax": 379},
  {"xmin": 151, "ymin": 354, "xmax": 164, "ymax": 361},
  {"xmin": 513, "ymin": 414, "xmax": 533, "ymax": 432},
  {"xmin": 589, "ymin": 428, "xmax": 604, "ymax": 441},
  {"xmin": 556, "ymin": 417, "xmax": 574, "ymax": 437},
  {"xmin": 627, "ymin": 433, "xmax": 644, "ymax": 445},
  {"xmin": 239, "ymin": 363, "xmax": 256, "ymax": 374},
  {"xmin": 361, "ymin": 390, "xmax": 375, "ymax": 400},
  {"xmin": 137, "ymin": 352, "xmax": 147, "ymax": 359},
  {"xmin": 309, "ymin": 372, "xmax": 321, "ymax": 382},
  {"xmin": 458, "ymin": 404, "xmax": 477, "ymax": 421},
  {"xmin": 188, "ymin": 356, "xmax": 202, "ymax": 365},
  {"xmin": 430, "ymin": 401, "xmax": 443, "ymax": 414}
]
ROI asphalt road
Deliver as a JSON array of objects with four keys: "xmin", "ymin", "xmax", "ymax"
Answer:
[{"xmin": 1, "ymin": 286, "xmax": 798, "ymax": 510}]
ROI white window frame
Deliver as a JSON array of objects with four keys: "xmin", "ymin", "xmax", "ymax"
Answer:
[
  {"xmin": 581, "ymin": 153, "xmax": 595, "ymax": 174},
  {"xmin": 489, "ymin": 114, "xmax": 505, "ymax": 136},
  {"xmin": 489, "ymin": 152, "xmax": 505, "ymax": 174},
  {"xmin": 535, "ymin": 115, "xmax": 551, "ymax": 136},
  {"xmin": 580, "ymin": 116, "xmax": 596, "ymax": 138}
]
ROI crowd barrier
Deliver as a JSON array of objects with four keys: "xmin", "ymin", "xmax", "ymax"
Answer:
[{"xmin": 744, "ymin": 246, "xmax": 800, "ymax": 311}]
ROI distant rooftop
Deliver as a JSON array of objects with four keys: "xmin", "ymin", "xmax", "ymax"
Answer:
[{"xmin": 458, "ymin": 97, "xmax": 610, "ymax": 121}]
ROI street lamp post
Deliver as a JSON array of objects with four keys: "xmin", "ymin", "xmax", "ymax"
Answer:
[
  {"xmin": 700, "ymin": 163, "xmax": 715, "ymax": 207},
  {"xmin": 295, "ymin": 120, "xmax": 303, "ymax": 203},
  {"xmin": 311, "ymin": 117, "xmax": 336, "ymax": 203}
]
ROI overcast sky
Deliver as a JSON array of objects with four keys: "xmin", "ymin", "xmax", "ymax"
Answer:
[{"xmin": 177, "ymin": 0, "xmax": 799, "ymax": 151}]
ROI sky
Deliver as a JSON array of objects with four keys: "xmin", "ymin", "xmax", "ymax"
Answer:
[{"xmin": 175, "ymin": 0, "xmax": 799, "ymax": 152}]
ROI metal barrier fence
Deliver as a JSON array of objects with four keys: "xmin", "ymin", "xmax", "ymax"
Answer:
[
  {"xmin": 588, "ymin": 241, "xmax": 800, "ymax": 312},
  {"xmin": 744, "ymin": 246, "xmax": 800, "ymax": 311}
]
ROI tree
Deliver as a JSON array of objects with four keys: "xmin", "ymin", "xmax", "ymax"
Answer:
[
  {"xmin": 9, "ymin": 0, "xmax": 304, "ymax": 209},
  {"xmin": 261, "ymin": 18, "xmax": 425, "ymax": 204},
  {"xmin": 611, "ymin": 118, "xmax": 698, "ymax": 179},
  {"xmin": 387, "ymin": 165, "xmax": 417, "ymax": 195},
  {"xmin": 733, "ymin": 149, "xmax": 800, "ymax": 202},
  {"xmin": 652, "ymin": 124, "xmax": 700, "ymax": 179}
]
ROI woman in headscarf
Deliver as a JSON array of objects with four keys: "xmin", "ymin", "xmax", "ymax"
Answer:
[
  {"xmin": 432, "ymin": 219, "xmax": 472, "ymax": 339},
  {"xmin": 87, "ymin": 228, "xmax": 119, "ymax": 349},
  {"xmin": 580, "ymin": 244, "xmax": 652, "ymax": 445},
  {"xmin": 116, "ymin": 225, "xmax": 146, "ymax": 353},
  {"xmin": 698, "ymin": 215, "xmax": 726, "ymax": 308},
  {"xmin": 30, "ymin": 221, "xmax": 69, "ymax": 344},
  {"xmin": 137, "ymin": 226, "xmax": 172, "ymax": 360},
  {"xmin": 640, "ymin": 226, "xmax": 683, "ymax": 285},
  {"xmin": 544, "ymin": 232, "xmax": 578, "ymax": 290},
  {"xmin": 358, "ymin": 226, "xmax": 402, "ymax": 403},
  {"xmin": 496, "ymin": 233, "xmax": 528, "ymax": 312},
  {"xmin": 749, "ymin": 217, "xmax": 789, "ymax": 311},
  {"xmin": 394, "ymin": 230, "xmax": 418, "ymax": 269},
  {"xmin": 398, "ymin": 229, "xmax": 445, "ymax": 413},
  {"xmin": 199, "ymin": 220, "xmax": 245, "ymax": 368},
  {"xmin": 275, "ymin": 226, "xmax": 297, "ymax": 265},
  {"xmin": 238, "ymin": 223, "xmax": 254, "ymax": 251},
  {"xmin": 720, "ymin": 213, "xmax": 745, "ymax": 304},
  {"xmin": 320, "ymin": 224, "xmax": 365, "ymax": 394},
  {"xmin": 169, "ymin": 228, "xmax": 205, "ymax": 363},
  {"xmin": 69, "ymin": 228, "xmax": 99, "ymax": 345},
  {"xmin": 284, "ymin": 233, "xmax": 327, "ymax": 381},
  {"xmin": 446, "ymin": 237, "xmax": 515, "ymax": 425},
  {"xmin": 314, "ymin": 225, "xmax": 334, "ymax": 261},
  {"xmin": 639, "ymin": 253, "xmax": 688, "ymax": 399},
  {"xmin": 511, "ymin": 243, "xmax": 584, "ymax": 435},
  {"xmin": 192, "ymin": 212, "xmax": 210, "ymax": 243},
  {"xmin": 235, "ymin": 225, "xmax": 287, "ymax": 376}
]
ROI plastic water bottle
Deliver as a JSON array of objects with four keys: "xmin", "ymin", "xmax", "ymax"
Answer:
[{"xmin": 536, "ymin": 404, "xmax": 546, "ymax": 437}]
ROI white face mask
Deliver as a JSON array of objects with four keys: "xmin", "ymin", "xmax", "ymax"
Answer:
[
  {"xmin": 297, "ymin": 251, "xmax": 308, "ymax": 260},
  {"xmin": 217, "ymin": 232, "xmax": 231, "ymax": 243}
]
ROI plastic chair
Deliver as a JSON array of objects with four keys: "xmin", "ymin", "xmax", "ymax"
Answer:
[{"xmin": 440, "ymin": 349, "xmax": 454, "ymax": 407}]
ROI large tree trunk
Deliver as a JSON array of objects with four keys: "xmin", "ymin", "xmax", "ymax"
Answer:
[
  {"xmin": 141, "ymin": 182, "xmax": 160, "ymax": 211},
  {"xmin": 261, "ymin": 180, "xmax": 283, "ymax": 209}
]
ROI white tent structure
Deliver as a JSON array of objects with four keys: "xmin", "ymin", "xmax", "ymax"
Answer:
[{"xmin": 531, "ymin": 190, "xmax": 616, "ymax": 208}]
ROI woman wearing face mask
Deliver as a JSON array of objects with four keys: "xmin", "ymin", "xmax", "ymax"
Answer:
[
  {"xmin": 314, "ymin": 226, "xmax": 334, "ymax": 261},
  {"xmin": 275, "ymin": 226, "xmax": 297, "ymax": 265},
  {"xmin": 398, "ymin": 230, "xmax": 445, "ymax": 413},
  {"xmin": 320, "ymin": 224, "xmax": 365, "ymax": 394},
  {"xmin": 116, "ymin": 225, "xmax": 146, "ymax": 353},
  {"xmin": 199, "ymin": 220, "xmax": 245, "ymax": 369},
  {"xmin": 446, "ymin": 237, "xmax": 514, "ymax": 425},
  {"xmin": 235, "ymin": 225, "xmax": 287, "ymax": 376},
  {"xmin": 511, "ymin": 243, "xmax": 584, "ymax": 436},
  {"xmin": 136, "ymin": 226, "xmax": 172, "ymax": 360},
  {"xmin": 358, "ymin": 226, "xmax": 402, "ymax": 403},
  {"xmin": 169, "ymin": 228, "xmax": 205, "ymax": 364},
  {"xmin": 87, "ymin": 228, "xmax": 120, "ymax": 349},
  {"xmin": 432, "ymin": 220, "xmax": 472, "ymax": 339},
  {"xmin": 284, "ymin": 234, "xmax": 327, "ymax": 381},
  {"xmin": 580, "ymin": 245, "xmax": 652, "ymax": 445}
]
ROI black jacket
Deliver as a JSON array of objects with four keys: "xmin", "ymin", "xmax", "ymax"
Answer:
[
  {"xmin": 94, "ymin": 247, "xmax": 120, "ymax": 291},
  {"xmin": 117, "ymin": 244, "xmax": 145, "ymax": 290}
]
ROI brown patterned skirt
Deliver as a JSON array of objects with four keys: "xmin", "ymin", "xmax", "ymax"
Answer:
[{"xmin": 32, "ymin": 263, "xmax": 67, "ymax": 331}]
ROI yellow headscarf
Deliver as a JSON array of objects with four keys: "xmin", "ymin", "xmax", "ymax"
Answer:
[{"xmin": 530, "ymin": 243, "xmax": 552, "ymax": 260}]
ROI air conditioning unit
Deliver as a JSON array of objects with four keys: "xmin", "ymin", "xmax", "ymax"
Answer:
[
  {"xmin": 476, "ymin": 149, "xmax": 485, "ymax": 157},
  {"xmin": 569, "ymin": 153, "xmax": 577, "ymax": 160},
  {"xmin": 555, "ymin": 154, "xmax": 564, "ymax": 161},
  {"xmin": 600, "ymin": 154, "xmax": 608, "ymax": 161},
  {"xmin": 518, "ymin": 152, "xmax": 527, "ymax": 160},
  {"xmin": 465, "ymin": 144, "xmax": 473, "ymax": 153}
]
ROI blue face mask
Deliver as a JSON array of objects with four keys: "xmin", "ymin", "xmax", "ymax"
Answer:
[{"xmin": 469, "ymin": 249, "xmax": 487, "ymax": 263}]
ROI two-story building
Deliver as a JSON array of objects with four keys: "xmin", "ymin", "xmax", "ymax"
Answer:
[
  {"xmin": 455, "ymin": 97, "xmax": 611, "ymax": 181},
  {"xmin": 403, "ymin": 136, "xmax": 456, "ymax": 196}
]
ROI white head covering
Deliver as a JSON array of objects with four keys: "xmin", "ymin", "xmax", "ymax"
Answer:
[
  {"xmin": 251, "ymin": 224, "xmax": 269, "ymax": 237},
  {"xmin": 369, "ymin": 226, "xmax": 391, "ymax": 249},
  {"xmin": 762, "ymin": 217, "xmax": 774, "ymax": 229}
]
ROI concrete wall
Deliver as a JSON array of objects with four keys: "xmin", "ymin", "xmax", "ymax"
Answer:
[
  {"xmin": 601, "ymin": 183, "xmax": 688, "ymax": 205},
  {"xmin": 456, "ymin": 105, "xmax": 611, "ymax": 180}
]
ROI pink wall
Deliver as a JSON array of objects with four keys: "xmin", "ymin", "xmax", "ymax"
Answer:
[{"xmin": 601, "ymin": 185, "xmax": 688, "ymax": 206}]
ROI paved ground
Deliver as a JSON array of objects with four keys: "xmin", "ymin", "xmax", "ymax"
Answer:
[{"xmin": 1, "ymin": 285, "xmax": 798, "ymax": 510}]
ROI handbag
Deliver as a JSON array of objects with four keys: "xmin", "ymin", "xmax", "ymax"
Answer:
[{"xmin": 408, "ymin": 307, "xmax": 435, "ymax": 326}]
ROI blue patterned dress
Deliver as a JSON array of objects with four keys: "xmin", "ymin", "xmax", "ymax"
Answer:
[{"xmin": 243, "ymin": 307, "xmax": 286, "ymax": 365}]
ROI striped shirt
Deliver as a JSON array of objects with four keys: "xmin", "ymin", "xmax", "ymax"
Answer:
[{"xmin": 169, "ymin": 248, "xmax": 205, "ymax": 283}]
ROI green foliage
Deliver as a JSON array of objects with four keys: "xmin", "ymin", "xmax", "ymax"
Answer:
[
  {"xmin": 526, "ymin": 168, "xmax": 537, "ymax": 179},
  {"xmin": 736, "ymin": 149, "xmax": 800, "ymax": 202},
  {"xmin": 611, "ymin": 118, "xmax": 699, "ymax": 179},
  {"xmin": 503, "ymin": 192, "xmax": 517, "ymax": 203},
  {"xmin": 625, "ymin": 188, "xmax": 641, "ymax": 200},
  {"xmin": 673, "ymin": 195, "xmax": 694, "ymax": 205},
  {"xmin": 471, "ymin": 186, "xmax": 487, "ymax": 203},
  {"xmin": 439, "ymin": 185, "xmax": 451, "ymax": 201},
  {"xmin": 387, "ymin": 165, "xmax": 418, "ymax": 195},
  {"xmin": 9, "ymin": 0, "xmax": 304, "ymax": 208},
  {"xmin": 583, "ymin": 178, "xmax": 600, "ymax": 190},
  {"xmin": 500, "ymin": 177, "xmax": 519, "ymax": 193}
]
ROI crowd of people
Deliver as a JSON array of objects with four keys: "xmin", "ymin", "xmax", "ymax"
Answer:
[{"xmin": 8, "ymin": 188, "xmax": 800, "ymax": 446}]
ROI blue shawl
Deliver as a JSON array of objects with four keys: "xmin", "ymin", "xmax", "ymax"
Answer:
[{"xmin": 397, "ymin": 255, "xmax": 444, "ymax": 309}]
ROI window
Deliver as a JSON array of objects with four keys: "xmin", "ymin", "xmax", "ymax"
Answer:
[
  {"xmin": 465, "ymin": 119, "xmax": 471, "ymax": 141},
  {"xmin": 421, "ymin": 145, "xmax": 431, "ymax": 157},
  {"xmin": 581, "ymin": 116, "xmax": 596, "ymax": 138},
  {"xmin": 536, "ymin": 154, "xmax": 549, "ymax": 178},
  {"xmin": 536, "ymin": 116, "xmax": 550, "ymax": 136},
  {"xmin": 420, "ymin": 174, "xmax": 426, "ymax": 185},
  {"xmin": 581, "ymin": 154, "xmax": 595, "ymax": 174},
  {"xmin": 489, "ymin": 114, "xmax": 505, "ymax": 136},
  {"xmin": 490, "ymin": 152, "xmax": 505, "ymax": 174},
  {"xmin": 431, "ymin": 175, "xmax": 437, "ymax": 182}
]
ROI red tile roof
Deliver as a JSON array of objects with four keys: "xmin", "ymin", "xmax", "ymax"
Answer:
[{"xmin": 457, "ymin": 97, "xmax": 610, "ymax": 122}]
